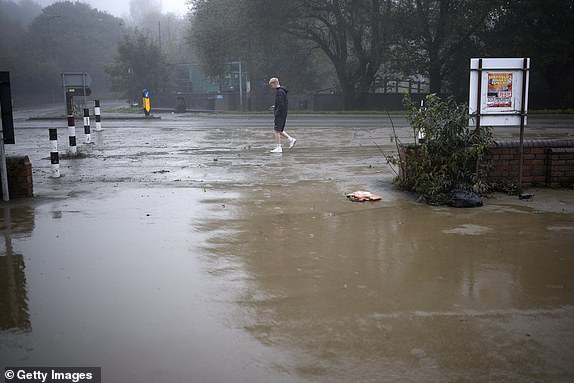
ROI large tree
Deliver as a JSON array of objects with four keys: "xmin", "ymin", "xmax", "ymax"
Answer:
[
  {"xmin": 483, "ymin": 0, "xmax": 574, "ymax": 109},
  {"xmin": 188, "ymin": 0, "xmax": 243, "ymax": 79},
  {"xmin": 6, "ymin": 2, "xmax": 125, "ymax": 102},
  {"xmin": 395, "ymin": 0, "xmax": 503, "ymax": 94},
  {"xmin": 105, "ymin": 31, "xmax": 171, "ymax": 104},
  {"xmin": 188, "ymin": 0, "xmax": 573, "ymax": 110},
  {"xmin": 266, "ymin": 0, "xmax": 397, "ymax": 109},
  {"xmin": 188, "ymin": 0, "xmax": 325, "ymax": 97}
]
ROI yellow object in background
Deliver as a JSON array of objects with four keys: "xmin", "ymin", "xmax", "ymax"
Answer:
[
  {"xmin": 142, "ymin": 89, "xmax": 151, "ymax": 116},
  {"xmin": 143, "ymin": 97, "xmax": 150, "ymax": 113}
]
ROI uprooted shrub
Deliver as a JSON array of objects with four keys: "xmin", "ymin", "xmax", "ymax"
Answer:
[{"xmin": 393, "ymin": 94, "xmax": 495, "ymax": 205}]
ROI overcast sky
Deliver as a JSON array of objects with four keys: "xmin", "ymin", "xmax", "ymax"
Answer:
[{"xmin": 31, "ymin": 0, "xmax": 190, "ymax": 18}]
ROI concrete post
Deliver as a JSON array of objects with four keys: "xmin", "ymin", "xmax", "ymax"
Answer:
[
  {"xmin": 49, "ymin": 128, "xmax": 60, "ymax": 178},
  {"xmin": 94, "ymin": 99, "xmax": 102, "ymax": 131},
  {"xmin": 83, "ymin": 108, "xmax": 91, "ymax": 144},
  {"xmin": 67, "ymin": 114, "xmax": 77, "ymax": 155}
]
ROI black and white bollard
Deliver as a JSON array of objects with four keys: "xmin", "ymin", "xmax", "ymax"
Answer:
[
  {"xmin": 83, "ymin": 108, "xmax": 91, "ymax": 143},
  {"xmin": 67, "ymin": 114, "xmax": 77, "ymax": 155},
  {"xmin": 417, "ymin": 100, "xmax": 426, "ymax": 144},
  {"xmin": 417, "ymin": 128, "xmax": 426, "ymax": 144},
  {"xmin": 49, "ymin": 128, "xmax": 60, "ymax": 178},
  {"xmin": 94, "ymin": 99, "xmax": 102, "ymax": 131}
]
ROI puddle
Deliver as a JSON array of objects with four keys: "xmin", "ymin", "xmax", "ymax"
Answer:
[
  {"xmin": 1, "ymin": 188, "xmax": 297, "ymax": 382},
  {"xmin": 2, "ymin": 113, "xmax": 573, "ymax": 382}
]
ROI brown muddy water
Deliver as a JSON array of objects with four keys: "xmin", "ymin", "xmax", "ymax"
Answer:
[{"xmin": 1, "ymin": 110, "xmax": 574, "ymax": 382}]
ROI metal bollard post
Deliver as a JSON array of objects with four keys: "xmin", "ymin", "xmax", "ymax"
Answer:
[
  {"xmin": 417, "ymin": 129, "xmax": 426, "ymax": 144},
  {"xmin": 94, "ymin": 99, "xmax": 102, "ymax": 131},
  {"xmin": 83, "ymin": 108, "xmax": 91, "ymax": 143},
  {"xmin": 49, "ymin": 128, "xmax": 60, "ymax": 177},
  {"xmin": 67, "ymin": 114, "xmax": 77, "ymax": 155},
  {"xmin": 417, "ymin": 100, "xmax": 426, "ymax": 144}
]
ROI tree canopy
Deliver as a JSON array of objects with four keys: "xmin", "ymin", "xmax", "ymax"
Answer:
[
  {"xmin": 0, "ymin": 0, "xmax": 183, "ymax": 105},
  {"xmin": 275, "ymin": 0, "xmax": 396, "ymax": 109},
  {"xmin": 1, "ymin": 1, "xmax": 124, "ymax": 102},
  {"xmin": 1, "ymin": 0, "xmax": 572, "ymax": 109},
  {"xmin": 188, "ymin": 0, "xmax": 327, "ymax": 96},
  {"xmin": 188, "ymin": 0, "xmax": 574, "ymax": 109},
  {"xmin": 105, "ymin": 31, "xmax": 171, "ymax": 104},
  {"xmin": 482, "ymin": 0, "xmax": 574, "ymax": 109},
  {"xmin": 395, "ymin": 0, "xmax": 503, "ymax": 94}
]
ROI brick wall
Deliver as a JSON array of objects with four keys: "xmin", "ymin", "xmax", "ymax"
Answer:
[
  {"xmin": 0, "ymin": 156, "xmax": 33, "ymax": 198},
  {"xmin": 398, "ymin": 139, "xmax": 574, "ymax": 188},
  {"xmin": 487, "ymin": 139, "xmax": 574, "ymax": 187}
]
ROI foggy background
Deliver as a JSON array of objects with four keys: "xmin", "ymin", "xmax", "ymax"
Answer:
[
  {"xmin": 31, "ymin": 0, "xmax": 189, "ymax": 17},
  {"xmin": 1, "ymin": 0, "xmax": 572, "ymax": 111}
]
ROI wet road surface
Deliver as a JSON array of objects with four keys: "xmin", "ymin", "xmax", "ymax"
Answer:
[{"xmin": 1, "ymin": 106, "xmax": 574, "ymax": 382}]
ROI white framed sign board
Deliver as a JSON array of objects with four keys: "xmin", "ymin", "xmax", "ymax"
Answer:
[{"xmin": 469, "ymin": 58, "xmax": 530, "ymax": 127}]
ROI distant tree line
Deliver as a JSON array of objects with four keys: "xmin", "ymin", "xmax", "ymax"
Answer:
[
  {"xmin": 189, "ymin": 0, "xmax": 574, "ymax": 110},
  {"xmin": 1, "ymin": 1, "xmax": 122, "ymax": 104},
  {"xmin": 1, "ymin": 0, "xmax": 573, "ymax": 110},
  {"xmin": 0, "ymin": 0, "xmax": 188, "ymax": 106}
]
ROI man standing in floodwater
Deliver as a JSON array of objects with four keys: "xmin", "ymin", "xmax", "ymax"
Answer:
[{"xmin": 269, "ymin": 77, "xmax": 296, "ymax": 153}]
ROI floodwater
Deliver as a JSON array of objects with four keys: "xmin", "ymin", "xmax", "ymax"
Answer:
[{"xmin": 1, "ymin": 107, "xmax": 574, "ymax": 382}]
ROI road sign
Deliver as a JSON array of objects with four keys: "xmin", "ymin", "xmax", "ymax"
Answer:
[
  {"xmin": 142, "ymin": 89, "xmax": 151, "ymax": 116},
  {"xmin": 62, "ymin": 72, "xmax": 92, "ymax": 87},
  {"xmin": 62, "ymin": 72, "xmax": 91, "ymax": 106},
  {"xmin": 0, "ymin": 71, "xmax": 15, "ymax": 144}
]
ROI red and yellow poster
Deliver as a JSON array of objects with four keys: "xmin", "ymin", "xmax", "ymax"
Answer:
[{"xmin": 487, "ymin": 73, "xmax": 513, "ymax": 108}]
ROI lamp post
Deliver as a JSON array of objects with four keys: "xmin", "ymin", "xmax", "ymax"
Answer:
[
  {"xmin": 232, "ymin": 61, "xmax": 244, "ymax": 110},
  {"xmin": 238, "ymin": 61, "xmax": 243, "ymax": 110},
  {"xmin": 45, "ymin": 15, "xmax": 62, "ymax": 104}
]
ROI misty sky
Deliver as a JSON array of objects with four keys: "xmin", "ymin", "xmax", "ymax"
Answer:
[{"xmin": 31, "ymin": 0, "xmax": 190, "ymax": 17}]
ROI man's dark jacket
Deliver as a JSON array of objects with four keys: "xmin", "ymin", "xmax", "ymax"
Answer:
[{"xmin": 274, "ymin": 86, "xmax": 288, "ymax": 129}]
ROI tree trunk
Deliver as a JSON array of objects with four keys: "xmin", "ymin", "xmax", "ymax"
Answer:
[
  {"xmin": 429, "ymin": 61, "xmax": 442, "ymax": 94},
  {"xmin": 340, "ymin": 77, "xmax": 357, "ymax": 110}
]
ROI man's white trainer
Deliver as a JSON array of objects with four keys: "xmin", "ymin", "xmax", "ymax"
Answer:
[
  {"xmin": 289, "ymin": 138, "xmax": 297, "ymax": 149},
  {"xmin": 270, "ymin": 146, "xmax": 283, "ymax": 153}
]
